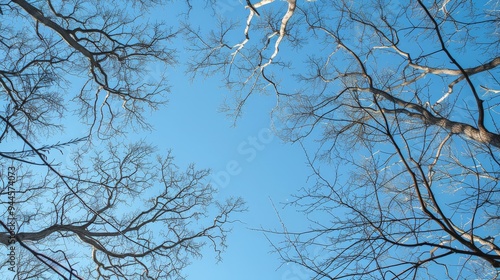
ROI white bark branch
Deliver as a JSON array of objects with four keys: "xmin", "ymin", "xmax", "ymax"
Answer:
[{"xmin": 260, "ymin": 0, "xmax": 296, "ymax": 69}]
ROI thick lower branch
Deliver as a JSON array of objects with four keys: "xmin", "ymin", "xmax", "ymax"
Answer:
[
  {"xmin": 380, "ymin": 107, "xmax": 500, "ymax": 148},
  {"xmin": 12, "ymin": 0, "xmax": 94, "ymax": 62},
  {"xmin": 367, "ymin": 87, "xmax": 500, "ymax": 148},
  {"xmin": 410, "ymin": 57, "xmax": 500, "ymax": 76},
  {"xmin": 0, "ymin": 222, "xmax": 130, "ymax": 246}
]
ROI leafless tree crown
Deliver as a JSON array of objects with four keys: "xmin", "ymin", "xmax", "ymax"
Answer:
[
  {"xmin": 186, "ymin": 0, "xmax": 500, "ymax": 279},
  {"xmin": 0, "ymin": 1, "xmax": 245, "ymax": 279}
]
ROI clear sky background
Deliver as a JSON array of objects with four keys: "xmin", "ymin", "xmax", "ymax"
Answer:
[
  {"xmin": 135, "ymin": 3, "xmax": 316, "ymax": 279},
  {"xmin": 148, "ymin": 68, "xmax": 311, "ymax": 280},
  {"xmin": 143, "ymin": 47, "xmax": 314, "ymax": 280}
]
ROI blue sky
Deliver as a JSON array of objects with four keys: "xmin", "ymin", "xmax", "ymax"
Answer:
[
  {"xmin": 2, "ymin": 1, "xmax": 497, "ymax": 279},
  {"xmin": 144, "ymin": 54, "xmax": 312, "ymax": 279},
  {"xmin": 135, "ymin": 4, "xmax": 318, "ymax": 279}
]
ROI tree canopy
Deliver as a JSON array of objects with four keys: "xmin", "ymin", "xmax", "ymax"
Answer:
[
  {"xmin": 0, "ymin": 1, "xmax": 243, "ymax": 279},
  {"xmin": 0, "ymin": 0, "xmax": 499, "ymax": 279},
  {"xmin": 185, "ymin": 0, "xmax": 500, "ymax": 279}
]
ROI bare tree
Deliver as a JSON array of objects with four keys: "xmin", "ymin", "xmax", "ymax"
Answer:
[
  {"xmin": 186, "ymin": 0, "xmax": 500, "ymax": 278},
  {"xmin": 1, "ymin": 0, "xmax": 175, "ymax": 140},
  {"xmin": 0, "ymin": 1, "xmax": 245, "ymax": 279},
  {"xmin": 0, "ymin": 139, "xmax": 244, "ymax": 279}
]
